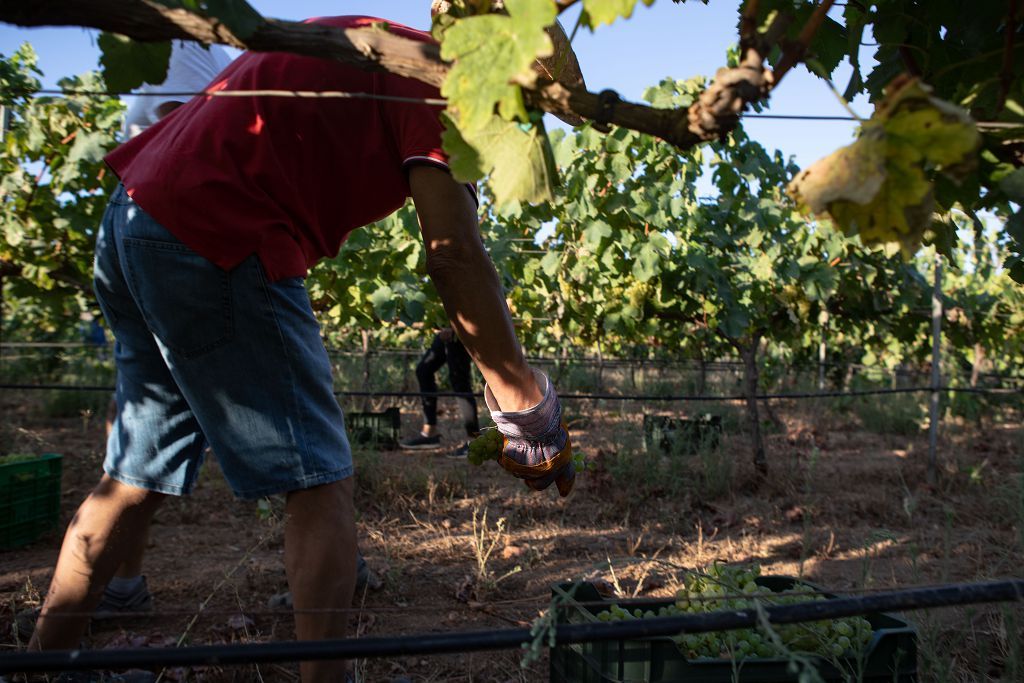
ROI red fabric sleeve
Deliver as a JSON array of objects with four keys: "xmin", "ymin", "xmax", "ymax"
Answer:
[{"xmin": 377, "ymin": 72, "xmax": 450, "ymax": 169}]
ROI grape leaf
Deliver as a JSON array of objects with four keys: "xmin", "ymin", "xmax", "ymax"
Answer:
[
  {"xmin": 442, "ymin": 112, "xmax": 558, "ymax": 206},
  {"xmin": 787, "ymin": 77, "xmax": 981, "ymax": 256},
  {"xmin": 440, "ymin": 0, "xmax": 555, "ymax": 132},
  {"xmin": 97, "ymin": 34, "xmax": 172, "ymax": 92},
  {"xmin": 582, "ymin": 0, "xmax": 655, "ymax": 28}
]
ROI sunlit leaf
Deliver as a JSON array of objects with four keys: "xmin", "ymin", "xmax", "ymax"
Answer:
[{"xmin": 440, "ymin": 0, "xmax": 555, "ymax": 132}]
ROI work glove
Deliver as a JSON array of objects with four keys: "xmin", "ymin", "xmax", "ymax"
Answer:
[{"xmin": 484, "ymin": 370, "xmax": 575, "ymax": 497}]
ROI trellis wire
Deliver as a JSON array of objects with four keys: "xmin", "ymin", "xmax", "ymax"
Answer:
[
  {"xmin": 2, "ymin": 578, "xmax": 1022, "ymax": 674},
  {"xmin": 0, "ymin": 382, "xmax": 1018, "ymax": 402},
  {"xmin": 5, "ymin": 343, "xmax": 1021, "ymax": 384},
  {"xmin": 12, "ymin": 89, "xmax": 1020, "ymax": 129}
]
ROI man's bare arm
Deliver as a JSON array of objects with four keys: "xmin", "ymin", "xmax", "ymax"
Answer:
[{"xmin": 408, "ymin": 165, "xmax": 542, "ymax": 412}]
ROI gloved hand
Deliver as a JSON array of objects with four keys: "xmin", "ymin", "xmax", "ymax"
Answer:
[{"xmin": 484, "ymin": 370, "xmax": 575, "ymax": 497}]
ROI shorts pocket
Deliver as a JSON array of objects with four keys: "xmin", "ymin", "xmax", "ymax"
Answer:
[{"xmin": 122, "ymin": 237, "xmax": 234, "ymax": 358}]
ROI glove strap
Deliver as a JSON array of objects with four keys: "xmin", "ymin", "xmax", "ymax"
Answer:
[{"xmin": 497, "ymin": 426, "xmax": 573, "ymax": 479}]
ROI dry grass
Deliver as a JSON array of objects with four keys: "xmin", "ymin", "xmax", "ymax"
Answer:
[{"xmin": 1, "ymin": 389, "xmax": 1022, "ymax": 682}]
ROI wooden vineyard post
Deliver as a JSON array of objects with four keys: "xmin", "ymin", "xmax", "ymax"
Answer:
[
  {"xmin": 360, "ymin": 328, "xmax": 371, "ymax": 412},
  {"xmin": 928, "ymin": 254, "xmax": 943, "ymax": 486},
  {"xmin": 741, "ymin": 334, "xmax": 767, "ymax": 477}
]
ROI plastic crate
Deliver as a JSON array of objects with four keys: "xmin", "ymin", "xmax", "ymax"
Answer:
[
  {"xmin": 642, "ymin": 414, "xmax": 722, "ymax": 456},
  {"xmin": 346, "ymin": 408, "xmax": 401, "ymax": 449},
  {"xmin": 550, "ymin": 578, "xmax": 917, "ymax": 683},
  {"xmin": 0, "ymin": 453, "xmax": 63, "ymax": 550}
]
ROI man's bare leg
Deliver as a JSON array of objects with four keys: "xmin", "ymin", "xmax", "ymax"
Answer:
[
  {"xmin": 29, "ymin": 475, "xmax": 165, "ymax": 650},
  {"xmin": 285, "ymin": 477, "xmax": 357, "ymax": 683},
  {"xmin": 104, "ymin": 399, "xmax": 149, "ymax": 583}
]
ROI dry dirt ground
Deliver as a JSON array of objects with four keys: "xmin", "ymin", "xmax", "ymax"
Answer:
[{"xmin": 1, "ymin": 390, "xmax": 1022, "ymax": 682}]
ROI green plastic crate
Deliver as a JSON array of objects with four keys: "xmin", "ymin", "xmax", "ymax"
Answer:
[
  {"xmin": 346, "ymin": 408, "xmax": 401, "ymax": 449},
  {"xmin": 642, "ymin": 414, "xmax": 722, "ymax": 456},
  {"xmin": 0, "ymin": 453, "xmax": 63, "ymax": 550},
  {"xmin": 550, "ymin": 578, "xmax": 917, "ymax": 683}
]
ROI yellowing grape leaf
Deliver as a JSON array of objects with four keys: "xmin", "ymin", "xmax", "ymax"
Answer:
[
  {"xmin": 441, "ymin": 112, "xmax": 559, "ymax": 206},
  {"xmin": 787, "ymin": 77, "xmax": 981, "ymax": 256},
  {"xmin": 582, "ymin": 0, "xmax": 655, "ymax": 28},
  {"xmin": 440, "ymin": 0, "xmax": 555, "ymax": 132},
  {"xmin": 788, "ymin": 126, "xmax": 887, "ymax": 214}
]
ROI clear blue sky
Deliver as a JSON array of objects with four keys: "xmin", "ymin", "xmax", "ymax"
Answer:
[{"xmin": 0, "ymin": 0, "xmax": 869, "ymax": 171}]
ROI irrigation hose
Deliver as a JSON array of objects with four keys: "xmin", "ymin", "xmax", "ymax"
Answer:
[{"xmin": 2, "ymin": 578, "xmax": 1022, "ymax": 674}]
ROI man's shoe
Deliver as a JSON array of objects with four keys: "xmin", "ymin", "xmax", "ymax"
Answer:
[
  {"xmin": 446, "ymin": 443, "xmax": 470, "ymax": 459},
  {"xmin": 93, "ymin": 577, "xmax": 154, "ymax": 619},
  {"xmin": 398, "ymin": 433, "xmax": 441, "ymax": 450}
]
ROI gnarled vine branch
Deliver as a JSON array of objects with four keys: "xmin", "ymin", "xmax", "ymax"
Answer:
[{"xmin": 0, "ymin": 0, "xmax": 817, "ymax": 151}]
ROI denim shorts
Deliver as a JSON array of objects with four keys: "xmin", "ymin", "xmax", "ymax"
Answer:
[{"xmin": 93, "ymin": 184, "xmax": 353, "ymax": 499}]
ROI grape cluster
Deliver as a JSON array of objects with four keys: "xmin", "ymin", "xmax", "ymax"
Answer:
[
  {"xmin": 467, "ymin": 428, "xmax": 505, "ymax": 465},
  {"xmin": 595, "ymin": 563, "xmax": 874, "ymax": 662}
]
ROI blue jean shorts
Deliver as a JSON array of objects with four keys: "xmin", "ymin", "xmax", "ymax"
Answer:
[{"xmin": 93, "ymin": 184, "xmax": 353, "ymax": 499}]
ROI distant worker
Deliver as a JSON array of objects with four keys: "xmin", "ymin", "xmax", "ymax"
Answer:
[{"xmin": 400, "ymin": 326, "xmax": 480, "ymax": 457}]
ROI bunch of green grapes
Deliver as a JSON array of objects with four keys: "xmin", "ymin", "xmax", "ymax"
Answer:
[
  {"xmin": 571, "ymin": 449, "xmax": 590, "ymax": 473},
  {"xmin": 467, "ymin": 428, "xmax": 504, "ymax": 465},
  {"xmin": 594, "ymin": 562, "xmax": 874, "ymax": 662}
]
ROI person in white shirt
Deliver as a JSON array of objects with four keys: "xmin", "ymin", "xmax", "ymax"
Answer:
[{"xmin": 123, "ymin": 40, "xmax": 232, "ymax": 138}]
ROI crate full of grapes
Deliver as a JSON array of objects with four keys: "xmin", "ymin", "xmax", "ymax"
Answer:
[
  {"xmin": 550, "ymin": 564, "xmax": 916, "ymax": 682},
  {"xmin": 0, "ymin": 453, "xmax": 63, "ymax": 550}
]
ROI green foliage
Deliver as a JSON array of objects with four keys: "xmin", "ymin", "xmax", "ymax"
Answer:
[
  {"xmin": 434, "ymin": 0, "xmax": 564, "ymax": 205},
  {"xmin": 1, "ymin": 45, "xmax": 124, "ymax": 338},
  {"xmin": 764, "ymin": 0, "xmax": 1024, "ymax": 278},
  {"xmin": 97, "ymin": 34, "xmax": 171, "ymax": 93},
  {"xmin": 439, "ymin": 0, "xmax": 554, "ymax": 131},
  {"xmin": 307, "ymin": 202, "xmax": 442, "ymax": 335},
  {"xmin": 442, "ymin": 110, "xmax": 559, "ymax": 205}
]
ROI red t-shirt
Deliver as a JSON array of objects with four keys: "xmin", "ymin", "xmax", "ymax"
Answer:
[{"xmin": 106, "ymin": 16, "xmax": 457, "ymax": 281}]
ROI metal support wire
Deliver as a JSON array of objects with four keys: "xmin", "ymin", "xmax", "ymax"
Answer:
[
  {"xmin": 0, "ymin": 383, "xmax": 1018, "ymax": 402},
  {"xmin": 2, "ymin": 578, "xmax": 1022, "ymax": 674}
]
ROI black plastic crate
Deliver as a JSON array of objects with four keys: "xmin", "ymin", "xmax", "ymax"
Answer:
[
  {"xmin": 642, "ymin": 414, "xmax": 722, "ymax": 456},
  {"xmin": 346, "ymin": 408, "xmax": 401, "ymax": 449},
  {"xmin": 550, "ymin": 578, "xmax": 917, "ymax": 682}
]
